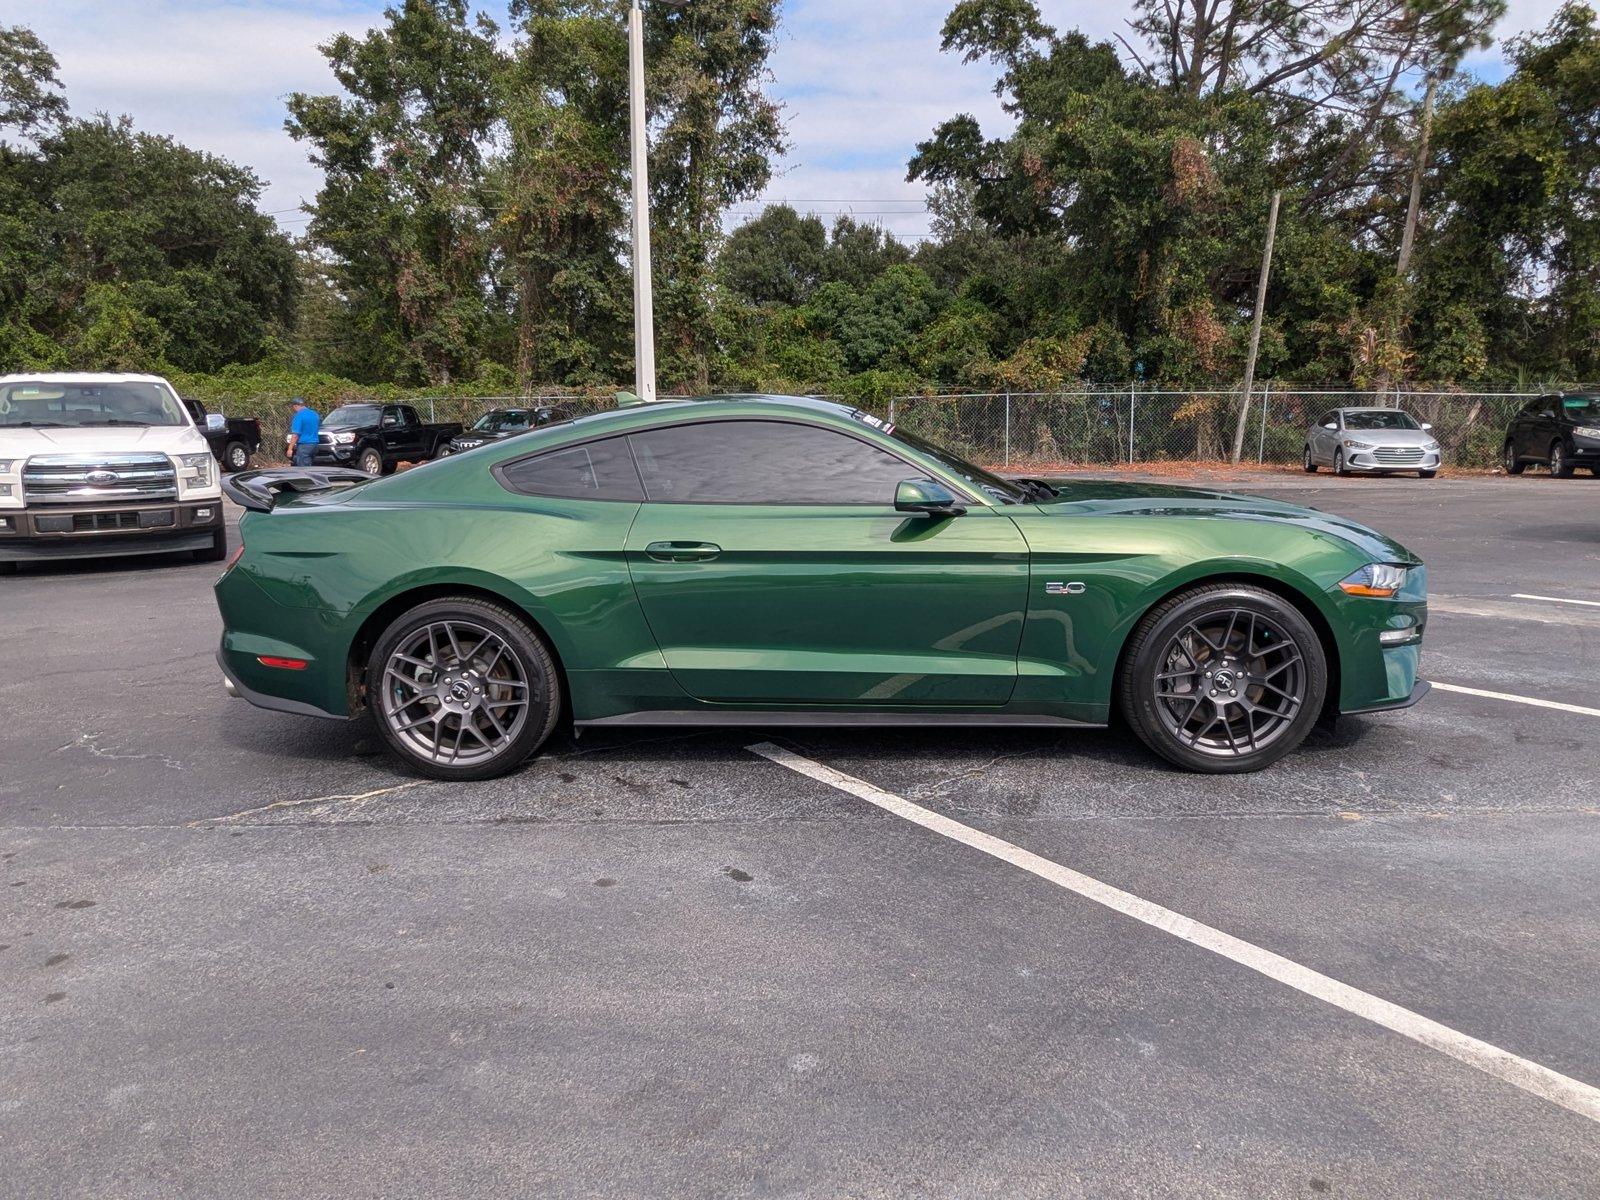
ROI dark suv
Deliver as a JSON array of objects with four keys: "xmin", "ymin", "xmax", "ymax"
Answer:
[{"xmin": 1503, "ymin": 393, "xmax": 1600, "ymax": 477}]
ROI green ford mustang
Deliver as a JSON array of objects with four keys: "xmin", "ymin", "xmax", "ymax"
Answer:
[{"xmin": 215, "ymin": 394, "xmax": 1428, "ymax": 779}]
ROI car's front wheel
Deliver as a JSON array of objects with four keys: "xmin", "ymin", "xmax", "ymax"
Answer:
[
  {"xmin": 1333, "ymin": 449, "xmax": 1349, "ymax": 476},
  {"xmin": 1118, "ymin": 583, "xmax": 1328, "ymax": 773},
  {"xmin": 1551, "ymin": 441, "xmax": 1574, "ymax": 478},
  {"xmin": 358, "ymin": 448, "xmax": 383, "ymax": 476},
  {"xmin": 368, "ymin": 597, "xmax": 561, "ymax": 781}
]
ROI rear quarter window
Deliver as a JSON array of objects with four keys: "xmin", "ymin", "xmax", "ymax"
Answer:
[{"xmin": 498, "ymin": 437, "xmax": 644, "ymax": 501}]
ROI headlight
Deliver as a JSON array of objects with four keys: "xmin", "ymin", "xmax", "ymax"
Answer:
[
  {"xmin": 1422, "ymin": 441, "xmax": 1440, "ymax": 452},
  {"xmin": 331, "ymin": 431, "xmax": 358, "ymax": 444},
  {"xmin": 0, "ymin": 459, "xmax": 13, "ymax": 473},
  {"xmin": 1339, "ymin": 564, "xmax": 1409, "ymax": 598},
  {"xmin": 1342, "ymin": 438, "xmax": 1373, "ymax": 450},
  {"xmin": 177, "ymin": 452, "xmax": 214, "ymax": 488},
  {"xmin": 1573, "ymin": 425, "xmax": 1600, "ymax": 440}
]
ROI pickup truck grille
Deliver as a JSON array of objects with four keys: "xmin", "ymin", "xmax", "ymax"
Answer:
[{"xmin": 22, "ymin": 454, "xmax": 178, "ymax": 505}]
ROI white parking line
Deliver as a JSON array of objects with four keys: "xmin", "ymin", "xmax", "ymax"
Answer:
[
  {"xmin": 1512, "ymin": 593, "xmax": 1600, "ymax": 609},
  {"xmin": 749, "ymin": 741, "xmax": 1600, "ymax": 1126},
  {"xmin": 1432, "ymin": 681, "xmax": 1600, "ymax": 719}
]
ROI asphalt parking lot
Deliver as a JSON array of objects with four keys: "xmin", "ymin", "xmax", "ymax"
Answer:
[{"xmin": 4, "ymin": 472, "xmax": 1600, "ymax": 1198}]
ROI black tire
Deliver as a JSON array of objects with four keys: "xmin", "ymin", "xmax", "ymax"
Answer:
[
  {"xmin": 1333, "ymin": 449, "xmax": 1349, "ymax": 476},
  {"xmin": 367, "ymin": 596, "xmax": 561, "ymax": 781},
  {"xmin": 223, "ymin": 441, "xmax": 251, "ymax": 473},
  {"xmin": 1118, "ymin": 583, "xmax": 1328, "ymax": 774},
  {"xmin": 1418, "ymin": 469, "xmax": 1437, "ymax": 479},
  {"xmin": 193, "ymin": 529, "xmax": 228, "ymax": 563},
  {"xmin": 1302, "ymin": 446, "xmax": 1317, "ymax": 473},
  {"xmin": 1550, "ymin": 441, "xmax": 1574, "ymax": 478},
  {"xmin": 1503, "ymin": 442, "xmax": 1524, "ymax": 474},
  {"xmin": 357, "ymin": 447, "xmax": 383, "ymax": 477},
  {"xmin": 0, "ymin": 561, "xmax": 17, "ymax": 575}
]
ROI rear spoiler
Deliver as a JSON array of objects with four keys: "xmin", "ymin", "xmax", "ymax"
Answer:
[{"xmin": 221, "ymin": 467, "xmax": 373, "ymax": 513}]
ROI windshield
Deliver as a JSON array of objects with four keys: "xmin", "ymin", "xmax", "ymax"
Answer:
[
  {"xmin": 849, "ymin": 412, "xmax": 1026, "ymax": 503},
  {"xmin": 0, "ymin": 381, "xmax": 188, "ymax": 428},
  {"xmin": 472, "ymin": 410, "xmax": 532, "ymax": 433},
  {"xmin": 1561, "ymin": 396, "xmax": 1600, "ymax": 419},
  {"xmin": 325, "ymin": 405, "xmax": 381, "ymax": 429},
  {"xmin": 1344, "ymin": 410, "xmax": 1421, "ymax": 431}
]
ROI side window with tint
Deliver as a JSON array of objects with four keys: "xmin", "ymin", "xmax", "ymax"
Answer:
[
  {"xmin": 500, "ymin": 437, "xmax": 643, "ymax": 501},
  {"xmin": 628, "ymin": 420, "xmax": 916, "ymax": 505}
]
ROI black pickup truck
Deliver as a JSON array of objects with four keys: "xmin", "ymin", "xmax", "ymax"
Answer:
[
  {"xmin": 312, "ymin": 403, "xmax": 464, "ymax": 476},
  {"xmin": 183, "ymin": 398, "xmax": 262, "ymax": 473}
]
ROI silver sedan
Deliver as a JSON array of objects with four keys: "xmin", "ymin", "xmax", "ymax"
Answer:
[{"xmin": 1303, "ymin": 407, "xmax": 1442, "ymax": 477}]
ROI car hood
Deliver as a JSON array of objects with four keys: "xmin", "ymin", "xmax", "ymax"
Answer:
[
  {"xmin": 0, "ymin": 424, "xmax": 208, "ymax": 455},
  {"xmin": 1025, "ymin": 479, "xmax": 1419, "ymax": 564},
  {"xmin": 1334, "ymin": 428, "xmax": 1436, "ymax": 446}
]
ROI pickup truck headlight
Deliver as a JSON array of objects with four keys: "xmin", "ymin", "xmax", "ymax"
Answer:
[
  {"xmin": 330, "ymin": 432, "xmax": 358, "ymax": 445},
  {"xmin": 1339, "ymin": 563, "xmax": 1409, "ymax": 598},
  {"xmin": 0, "ymin": 460, "xmax": 13, "ymax": 473},
  {"xmin": 177, "ymin": 452, "xmax": 214, "ymax": 489},
  {"xmin": 1573, "ymin": 425, "xmax": 1600, "ymax": 440}
]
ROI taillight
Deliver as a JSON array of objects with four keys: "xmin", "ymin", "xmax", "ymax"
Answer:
[{"xmin": 222, "ymin": 542, "xmax": 245, "ymax": 575}]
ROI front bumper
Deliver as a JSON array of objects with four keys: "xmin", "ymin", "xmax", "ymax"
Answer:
[
  {"xmin": 312, "ymin": 442, "xmax": 358, "ymax": 466},
  {"xmin": 0, "ymin": 500, "xmax": 222, "ymax": 562},
  {"xmin": 1340, "ymin": 447, "xmax": 1441, "ymax": 472}
]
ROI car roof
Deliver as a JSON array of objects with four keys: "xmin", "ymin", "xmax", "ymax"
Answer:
[
  {"xmin": 1336, "ymin": 406, "xmax": 1411, "ymax": 413},
  {"xmin": 0, "ymin": 372, "xmax": 174, "ymax": 385},
  {"xmin": 556, "ymin": 393, "xmax": 862, "ymax": 436}
]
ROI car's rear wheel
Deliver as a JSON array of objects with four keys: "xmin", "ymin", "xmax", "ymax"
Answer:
[
  {"xmin": 368, "ymin": 597, "xmax": 560, "ymax": 781},
  {"xmin": 1550, "ymin": 441, "xmax": 1574, "ymax": 478},
  {"xmin": 1119, "ymin": 584, "xmax": 1328, "ymax": 774},
  {"xmin": 358, "ymin": 448, "xmax": 383, "ymax": 476},
  {"xmin": 1302, "ymin": 446, "xmax": 1317, "ymax": 473},
  {"xmin": 1503, "ymin": 442, "xmax": 1524, "ymax": 474},
  {"xmin": 1333, "ymin": 449, "xmax": 1349, "ymax": 476}
]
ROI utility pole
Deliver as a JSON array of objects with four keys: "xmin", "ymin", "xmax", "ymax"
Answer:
[
  {"xmin": 627, "ymin": 0, "xmax": 657, "ymax": 403},
  {"xmin": 1396, "ymin": 75, "xmax": 1437, "ymax": 280},
  {"xmin": 1230, "ymin": 189, "xmax": 1280, "ymax": 465}
]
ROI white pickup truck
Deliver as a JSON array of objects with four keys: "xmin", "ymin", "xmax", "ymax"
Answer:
[{"xmin": 0, "ymin": 373, "xmax": 227, "ymax": 572}]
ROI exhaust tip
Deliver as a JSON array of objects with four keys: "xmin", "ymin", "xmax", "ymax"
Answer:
[{"xmin": 223, "ymin": 675, "xmax": 239, "ymax": 699}]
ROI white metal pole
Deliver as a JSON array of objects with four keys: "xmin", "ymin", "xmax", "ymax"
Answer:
[{"xmin": 627, "ymin": 0, "xmax": 657, "ymax": 403}]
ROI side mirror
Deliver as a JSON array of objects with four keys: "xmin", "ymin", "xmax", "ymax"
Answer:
[
  {"xmin": 1323, "ymin": 422, "xmax": 1338, "ymax": 430},
  {"xmin": 895, "ymin": 478, "xmax": 965, "ymax": 517},
  {"xmin": 1421, "ymin": 422, "xmax": 1433, "ymax": 431},
  {"xmin": 205, "ymin": 413, "xmax": 227, "ymax": 433}
]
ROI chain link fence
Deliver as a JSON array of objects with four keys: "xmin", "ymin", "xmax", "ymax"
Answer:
[
  {"xmin": 880, "ymin": 388, "xmax": 1534, "ymax": 471},
  {"xmin": 230, "ymin": 385, "xmax": 1534, "ymax": 471}
]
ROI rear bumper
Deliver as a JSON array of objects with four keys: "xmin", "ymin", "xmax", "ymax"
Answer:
[
  {"xmin": 0, "ymin": 500, "xmax": 222, "ymax": 562},
  {"xmin": 217, "ymin": 649, "xmax": 348, "ymax": 721}
]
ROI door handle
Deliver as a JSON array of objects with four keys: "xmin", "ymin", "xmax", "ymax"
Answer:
[{"xmin": 645, "ymin": 541, "xmax": 722, "ymax": 563}]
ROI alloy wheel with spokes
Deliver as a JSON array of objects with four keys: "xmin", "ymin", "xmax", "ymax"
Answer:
[
  {"xmin": 1120, "ymin": 584, "xmax": 1327, "ymax": 773},
  {"xmin": 1151, "ymin": 609, "xmax": 1306, "ymax": 759},
  {"xmin": 368, "ymin": 598, "xmax": 560, "ymax": 780}
]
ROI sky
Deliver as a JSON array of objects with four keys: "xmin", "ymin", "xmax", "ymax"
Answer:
[{"xmin": 2, "ymin": 0, "xmax": 1568, "ymax": 243}]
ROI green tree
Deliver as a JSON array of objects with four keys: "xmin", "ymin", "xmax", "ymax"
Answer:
[
  {"xmin": 287, "ymin": 0, "xmax": 502, "ymax": 385},
  {"xmin": 644, "ymin": 0, "xmax": 785, "ymax": 389}
]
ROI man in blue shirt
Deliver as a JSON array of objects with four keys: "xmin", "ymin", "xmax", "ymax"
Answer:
[{"xmin": 286, "ymin": 397, "xmax": 320, "ymax": 466}]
